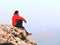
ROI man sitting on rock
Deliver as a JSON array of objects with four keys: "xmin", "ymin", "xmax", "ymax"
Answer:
[{"xmin": 12, "ymin": 10, "xmax": 32, "ymax": 36}]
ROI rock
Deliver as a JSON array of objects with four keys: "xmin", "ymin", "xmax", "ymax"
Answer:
[{"xmin": 0, "ymin": 22, "xmax": 37, "ymax": 45}]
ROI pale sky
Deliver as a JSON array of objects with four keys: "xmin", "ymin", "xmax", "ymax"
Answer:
[
  {"xmin": 0, "ymin": 0, "xmax": 60, "ymax": 45},
  {"xmin": 0, "ymin": 0, "xmax": 60, "ymax": 32}
]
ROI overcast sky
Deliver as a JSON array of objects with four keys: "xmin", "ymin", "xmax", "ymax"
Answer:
[
  {"xmin": 0, "ymin": 0, "xmax": 60, "ymax": 33},
  {"xmin": 0, "ymin": 0, "xmax": 60, "ymax": 45}
]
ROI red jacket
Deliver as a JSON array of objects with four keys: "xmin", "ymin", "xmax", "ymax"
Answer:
[{"xmin": 12, "ymin": 14, "xmax": 27, "ymax": 26}]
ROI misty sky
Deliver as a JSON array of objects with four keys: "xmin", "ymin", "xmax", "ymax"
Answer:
[
  {"xmin": 0, "ymin": 0, "xmax": 60, "ymax": 45},
  {"xmin": 0, "ymin": 0, "xmax": 60, "ymax": 32}
]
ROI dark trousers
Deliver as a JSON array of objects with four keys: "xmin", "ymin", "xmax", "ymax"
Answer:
[
  {"xmin": 15, "ymin": 20, "xmax": 24, "ymax": 28},
  {"xmin": 15, "ymin": 20, "xmax": 28, "ymax": 34}
]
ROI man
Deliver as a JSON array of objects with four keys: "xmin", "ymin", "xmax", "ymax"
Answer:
[{"xmin": 12, "ymin": 10, "xmax": 32, "ymax": 36}]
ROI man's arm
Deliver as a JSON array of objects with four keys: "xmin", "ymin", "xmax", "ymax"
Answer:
[{"xmin": 17, "ymin": 16, "xmax": 27, "ymax": 23}]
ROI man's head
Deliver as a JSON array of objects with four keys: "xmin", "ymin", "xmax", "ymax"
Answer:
[{"xmin": 14, "ymin": 10, "xmax": 19, "ymax": 14}]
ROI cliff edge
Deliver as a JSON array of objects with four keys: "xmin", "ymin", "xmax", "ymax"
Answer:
[{"xmin": 0, "ymin": 22, "xmax": 37, "ymax": 45}]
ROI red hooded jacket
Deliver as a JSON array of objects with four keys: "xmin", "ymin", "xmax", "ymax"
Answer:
[{"xmin": 12, "ymin": 14, "xmax": 27, "ymax": 26}]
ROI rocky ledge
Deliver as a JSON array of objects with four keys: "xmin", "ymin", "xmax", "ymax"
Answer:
[{"xmin": 0, "ymin": 23, "xmax": 37, "ymax": 45}]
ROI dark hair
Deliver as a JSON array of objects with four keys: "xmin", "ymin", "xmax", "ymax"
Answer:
[{"xmin": 14, "ymin": 10, "xmax": 19, "ymax": 14}]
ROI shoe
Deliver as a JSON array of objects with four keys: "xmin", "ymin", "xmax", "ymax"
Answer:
[{"xmin": 27, "ymin": 33, "xmax": 32, "ymax": 36}]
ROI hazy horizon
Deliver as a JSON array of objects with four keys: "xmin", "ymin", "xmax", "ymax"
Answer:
[{"xmin": 0, "ymin": 0, "xmax": 60, "ymax": 45}]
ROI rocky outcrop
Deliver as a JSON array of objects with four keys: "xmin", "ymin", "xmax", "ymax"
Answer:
[{"xmin": 0, "ymin": 23, "xmax": 37, "ymax": 45}]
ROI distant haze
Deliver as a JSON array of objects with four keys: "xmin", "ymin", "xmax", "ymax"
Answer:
[{"xmin": 0, "ymin": 0, "xmax": 60, "ymax": 45}]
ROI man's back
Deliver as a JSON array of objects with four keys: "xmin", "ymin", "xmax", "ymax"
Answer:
[{"xmin": 12, "ymin": 14, "xmax": 26, "ymax": 26}]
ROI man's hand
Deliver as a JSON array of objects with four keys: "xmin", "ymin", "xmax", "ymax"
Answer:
[{"xmin": 25, "ymin": 20, "xmax": 27, "ymax": 23}]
